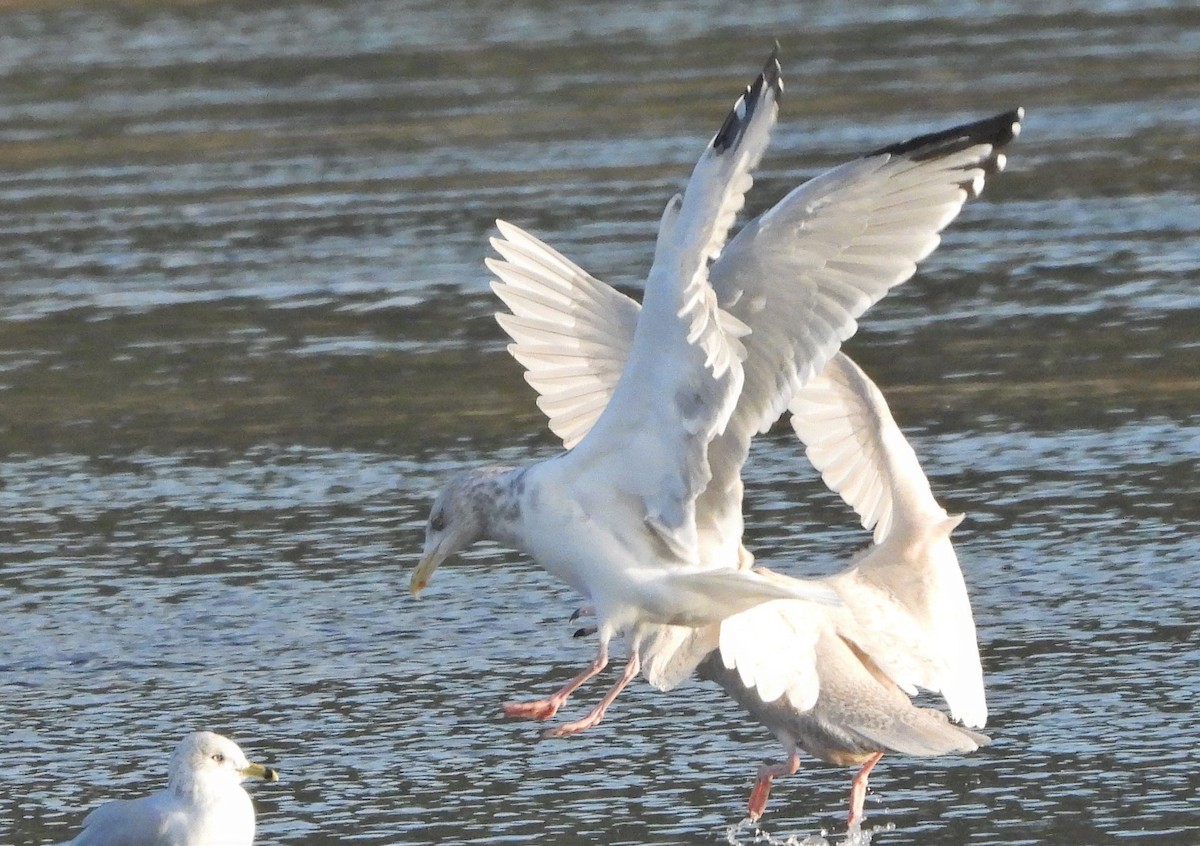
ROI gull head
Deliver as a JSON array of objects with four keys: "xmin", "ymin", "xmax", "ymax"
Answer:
[
  {"xmin": 169, "ymin": 732, "xmax": 279, "ymax": 797},
  {"xmin": 411, "ymin": 466, "xmax": 519, "ymax": 597}
]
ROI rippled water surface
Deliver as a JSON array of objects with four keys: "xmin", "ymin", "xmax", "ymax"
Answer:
[{"xmin": 3, "ymin": 2, "xmax": 1198, "ymax": 844}]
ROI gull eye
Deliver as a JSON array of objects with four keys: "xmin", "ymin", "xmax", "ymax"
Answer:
[
  {"xmin": 431, "ymin": 513, "xmax": 446, "ymax": 532},
  {"xmin": 212, "ymin": 753, "xmax": 225, "ymax": 763}
]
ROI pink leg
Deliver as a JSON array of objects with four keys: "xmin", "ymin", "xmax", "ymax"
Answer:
[
  {"xmin": 542, "ymin": 650, "xmax": 640, "ymax": 738},
  {"xmin": 502, "ymin": 642, "xmax": 608, "ymax": 721},
  {"xmin": 847, "ymin": 752, "xmax": 884, "ymax": 829},
  {"xmin": 747, "ymin": 750, "xmax": 800, "ymax": 821}
]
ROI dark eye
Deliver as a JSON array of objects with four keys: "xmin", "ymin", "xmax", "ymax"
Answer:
[
  {"xmin": 212, "ymin": 753, "xmax": 225, "ymax": 763},
  {"xmin": 431, "ymin": 513, "xmax": 445, "ymax": 532}
]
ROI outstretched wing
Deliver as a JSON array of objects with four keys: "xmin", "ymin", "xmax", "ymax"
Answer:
[
  {"xmin": 491, "ymin": 108, "xmax": 1022, "ymax": 566},
  {"xmin": 537, "ymin": 54, "xmax": 781, "ymax": 564},
  {"xmin": 790, "ymin": 353, "xmax": 986, "ymax": 725},
  {"xmin": 694, "ymin": 108, "xmax": 1024, "ymax": 566},
  {"xmin": 789, "ymin": 351, "xmax": 943, "ymax": 545},
  {"xmin": 490, "ymin": 221, "xmax": 639, "ymax": 450}
]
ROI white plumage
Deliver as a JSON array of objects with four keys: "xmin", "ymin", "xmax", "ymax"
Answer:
[
  {"xmin": 417, "ymin": 51, "xmax": 1020, "ymax": 746},
  {"xmin": 487, "ymin": 96, "xmax": 1022, "ymax": 820},
  {"xmin": 63, "ymin": 731, "xmax": 278, "ymax": 846},
  {"xmin": 415, "ymin": 53, "xmax": 840, "ymax": 738}
]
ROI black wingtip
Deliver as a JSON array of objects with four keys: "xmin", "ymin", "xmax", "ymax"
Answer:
[
  {"xmin": 868, "ymin": 107, "xmax": 1024, "ymax": 162},
  {"xmin": 862, "ymin": 107, "xmax": 1025, "ymax": 198},
  {"xmin": 711, "ymin": 50, "xmax": 783, "ymax": 153},
  {"xmin": 764, "ymin": 45, "xmax": 782, "ymax": 100}
]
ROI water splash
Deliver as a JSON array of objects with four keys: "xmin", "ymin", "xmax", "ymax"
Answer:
[{"xmin": 724, "ymin": 818, "xmax": 896, "ymax": 846}]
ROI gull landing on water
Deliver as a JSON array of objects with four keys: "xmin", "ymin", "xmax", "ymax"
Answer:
[
  {"xmin": 567, "ymin": 357, "xmax": 992, "ymax": 827},
  {"xmin": 704, "ymin": 356, "xmax": 991, "ymax": 828},
  {"xmin": 489, "ymin": 89, "xmax": 1019, "ymax": 812},
  {"xmin": 486, "ymin": 66, "xmax": 1018, "ymax": 822},
  {"xmin": 416, "ymin": 49, "xmax": 1020, "ymax": 740},
  {"xmin": 414, "ymin": 52, "xmax": 841, "ymax": 739}
]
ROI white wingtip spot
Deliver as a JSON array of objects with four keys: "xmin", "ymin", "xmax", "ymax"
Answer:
[
  {"xmin": 1011, "ymin": 117, "xmax": 1023, "ymax": 138},
  {"xmin": 994, "ymin": 152, "xmax": 1007, "ymax": 173},
  {"xmin": 971, "ymin": 173, "xmax": 985, "ymax": 196}
]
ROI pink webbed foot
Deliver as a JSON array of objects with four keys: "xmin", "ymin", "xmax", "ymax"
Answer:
[
  {"xmin": 747, "ymin": 752, "xmax": 801, "ymax": 821},
  {"xmin": 501, "ymin": 698, "xmax": 562, "ymax": 721},
  {"xmin": 542, "ymin": 709, "xmax": 605, "ymax": 738},
  {"xmin": 541, "ymin": 651, "xmax": 641, "ymax": 739},
  {"xmin": 747, "ymin": 772, "xmax": 775, "ymax": 821},
  {"xmin": 502, "ymin": 643, "xmax": 613, "ymax": 723}
]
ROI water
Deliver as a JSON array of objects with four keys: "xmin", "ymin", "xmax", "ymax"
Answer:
[{"xmin": 2, "ymin": 1, "xmax": 1198, "ymax": 844}]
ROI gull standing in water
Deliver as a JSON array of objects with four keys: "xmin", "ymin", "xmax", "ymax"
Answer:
[
  {"xmin": 63, "ymin": 731, "xmax": 278, "ymax": 846},
  {"xmin": 564, "ymin": 354, "xmax": 991, "ymax": 826},
  {"xmin": 697, "ymin": 352, "xmax": 989, "ymax": 828}
]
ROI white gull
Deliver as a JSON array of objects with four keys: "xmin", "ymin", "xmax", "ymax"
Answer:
[
  {"xmin": 62, "ymin": 731, "xmax": 278, "ymax": 846},
  {"xmin": 488, "ymin": 97, "xmax": 1018, "ymax": 816},
  {"xmin": 414, "ymin": 53, "xmax": 838, "ymax": 738},
  {"xmin": 488, "ymin": 95, "xmax": 1019, "ymax": 811},
  {"xmin": 564, "ymin": 353, "xmax": 992, "ymax": 826},
  {"xmin": 701, "ymin": 352, "xmax": 989, "ymax": 827},
  {"xmin": 416, "ymin": 50, "xmax": 1018, "ymax": 737}
]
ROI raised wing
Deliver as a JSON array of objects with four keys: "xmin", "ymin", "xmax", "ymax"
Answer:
[
  {"xmin": 788, "ymin": 351, "xmax": 944, "ymax": 545},
  {"xmin": 694, "ymin": 108, "xmax": 1024, "ymax": 568},
  {"xmin": 490, "ymin": 108, "xmax": 1022, "ymax": 565},
  {"xmin": 487, "ymin": 87, "xmax": 1015, "ymax": 697},
  {"xmin": 832, "ymin": 546, "xmax": 987, "ymax": 727},
  {"xmin": 490, "ymin": 221, "xmax": 639, "ymax": 450},
  {"xmin": 558, "ymin": 53, "xmax": 780, "ymax": 563},
  {"xmin": 789, "ymin": 353, "xmax": 986, "ymax": 725}
]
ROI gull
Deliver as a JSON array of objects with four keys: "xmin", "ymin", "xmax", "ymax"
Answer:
[
  {"xmin": 414, "ymin": 53, "xmax": 842, "ymax": 739},
  {"xmin": 697, "ymin": 352, "xmax": 989, "ymax": 828},
  {"xmin": 484, "ymin": 94, "xmax": 1017, "ymax": 815},
  {"xmin": 415, "ymin": 50, "xmax": 1019, "ymax": 737},
  {"xmin": 63, "ymin": 731, "xmax": 279, "ymax": 846},
  {"xmin": 568, "ymin": 355, "xmax": 989, "ymax": 825}
]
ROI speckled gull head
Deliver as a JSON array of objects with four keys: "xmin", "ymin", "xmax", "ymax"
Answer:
[{"xmin": 412, "ymin": 466, "xmax": 522, "ymax": 596}]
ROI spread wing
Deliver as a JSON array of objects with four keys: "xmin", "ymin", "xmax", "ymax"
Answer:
[
  {"xmin": 489, "ymin": 87, "xmax": 1017, "ymax": 695},
  {"xmin": 490, "ymin": 220, "xmax": 639, "ymax": 450},
  {"xmin": 831, "ymin": 546, "xmax": 986, "ymax": 727},
  {"xmin": 789, "ymin": 351, "xmax": 939, "ymax": 545},
  {"xmin": 694, "ymin": 107, "xmax": 1024, "ymax": 569},
  {"xmin": 789, "ymin": 353, "xmax": 987, "ymax": 725},
  {"xmin": 517, "ymin": 54, "xmax": 780, "ymax": 564},
  {"xmin": 493, "ymin": 108, "xmax": 1022, "ymax": 565}
]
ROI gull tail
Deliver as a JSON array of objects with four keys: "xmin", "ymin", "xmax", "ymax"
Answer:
[{"xmin": 659, "ymin": 568, "xmax": 839, "ymax": 628}]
